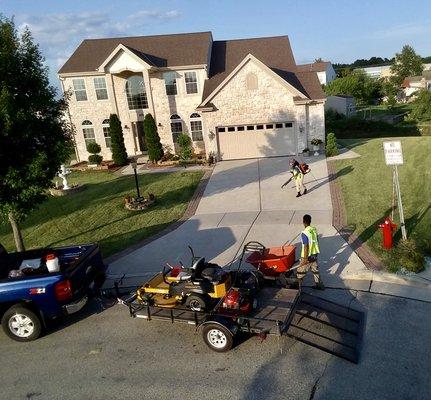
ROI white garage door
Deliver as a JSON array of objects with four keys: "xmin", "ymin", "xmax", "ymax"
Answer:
[{"xmin": 217, "ymin": 122, "xmax": 296, "ymax": 160}]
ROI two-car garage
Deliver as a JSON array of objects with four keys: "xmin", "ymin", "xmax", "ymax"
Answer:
[{"xmin": 216, "ymin": 121, "xmax": 297, "ymax": 160}]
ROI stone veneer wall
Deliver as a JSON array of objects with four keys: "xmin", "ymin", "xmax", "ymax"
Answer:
[
  {"xmin": 201, "ymin": 59, "xmax": 325, "ymax": 157},
  {"xmin": 149, "ymin": 68, "xmax": 207, "ymax": 154}
]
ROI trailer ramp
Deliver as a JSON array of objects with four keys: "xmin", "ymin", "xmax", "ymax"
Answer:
[{"xmin": 285, "ymin": 292, "xmax": 365, "ymax": 363}]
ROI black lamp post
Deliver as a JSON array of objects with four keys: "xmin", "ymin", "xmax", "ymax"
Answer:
[{"xmin": 130, "ymin": 161, "xmax": 142, "ymax": 200}]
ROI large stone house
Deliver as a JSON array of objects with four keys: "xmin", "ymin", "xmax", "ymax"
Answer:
[{"xmin": 58, "ymin": 32, "xmax": 325, "ymax": 161}]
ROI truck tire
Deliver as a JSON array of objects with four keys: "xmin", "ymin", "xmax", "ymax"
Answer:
[
  {"xmin": 202, "ymin": 323, "xmax": 234, "ymax": 352},
  {"xmin": 185, "ymin": 294, "xmax": 210, "ymax": 311},
  {"xmin": 1, "ymin": 305, "xmax": 42, "ymax": 342}
]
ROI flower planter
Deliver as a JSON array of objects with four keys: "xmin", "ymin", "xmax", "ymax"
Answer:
[{"xmin": 312, "ymin": 145, "xmax": 320, "ymax": 156}]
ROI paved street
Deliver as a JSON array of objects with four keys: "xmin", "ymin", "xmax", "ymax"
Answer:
[{"xmin": 1, "ymin": 289, "xmax": 430, "ymax": 400}]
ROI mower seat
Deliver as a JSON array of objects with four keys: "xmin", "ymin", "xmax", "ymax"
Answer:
[
  {"xmin": 201, "ymin": 266, "xmax": 227, "ymax": 284},
  {"xmin": 176, "ymin": 271, "xmax": 193, "ymax": 281}
]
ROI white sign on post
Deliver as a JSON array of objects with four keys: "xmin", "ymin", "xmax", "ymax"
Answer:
[{"xmin": 383, "ymin": 141, "xmax": 403, "ymax": 165}]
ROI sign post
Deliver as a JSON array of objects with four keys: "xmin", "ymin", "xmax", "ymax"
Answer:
[{"xmin": 383, "ymin": 141, "xmax": 407, "ymax": 240}]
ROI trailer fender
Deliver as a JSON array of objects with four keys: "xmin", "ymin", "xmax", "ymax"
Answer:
[{"xmin": 199, "ymin": 316, "xmax": 239, "ymax": 336}]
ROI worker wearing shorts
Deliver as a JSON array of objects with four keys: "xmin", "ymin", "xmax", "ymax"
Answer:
[{"xmin": 296, "ymin": 214, "xmax": 324, "ymax": 290}]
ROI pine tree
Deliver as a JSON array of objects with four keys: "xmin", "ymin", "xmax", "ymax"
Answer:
[
  {"xmin": 143, "ymin": 113, "xmax": 164, "ymax": 162},
  {"xmin": 0, "ymin": 17, "xmax": 72, "ymax": 251},
  {"xmin": 109, "ymin": 113, "xmax": 128, "ymax": 165}
]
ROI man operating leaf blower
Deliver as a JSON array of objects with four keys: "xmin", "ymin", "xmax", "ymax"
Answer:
[{"xmin": 281, "ymin": 159, "xmax": 310, "ymax": 197}]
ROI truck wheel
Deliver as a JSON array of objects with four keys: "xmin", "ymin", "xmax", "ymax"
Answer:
[
  {"xmin": 202, "ymin": 323, "xmax": 233, "ymax": 352},
  {"xmin": 186, "ymin": 294, "xmax": 209, "ymax": 311},
  {"xmin": 1, "ymin": 305, "xmax": 42, "ymax": 342}
]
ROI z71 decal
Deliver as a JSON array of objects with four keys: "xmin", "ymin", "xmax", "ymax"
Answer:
[{"xmin": 29, "ymin": 288, "xmax": 46, "ymax": 295}]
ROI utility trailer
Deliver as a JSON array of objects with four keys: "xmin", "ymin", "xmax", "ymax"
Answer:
[{"xmin": 115, "ymin": 285, "xmax": 364, "ymax": 363}]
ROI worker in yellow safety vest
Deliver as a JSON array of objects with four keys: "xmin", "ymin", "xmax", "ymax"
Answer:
[{"xmin": 296, "ymin": 214, "xmax": 325, "ymax": 290}]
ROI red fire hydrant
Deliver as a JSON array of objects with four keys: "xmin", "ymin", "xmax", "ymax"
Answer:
[{"xmin": 378, "ymin": 217, "xmax": 397, "ymax": 249}]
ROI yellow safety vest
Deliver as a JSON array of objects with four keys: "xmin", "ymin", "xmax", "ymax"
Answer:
[
  {"xmin": 291, "ymin": 166, "xmax": 303, "ymax": 180},
  {"xmin": 301, "ymin": 226, "xmax": 320, "ymax": 258}
]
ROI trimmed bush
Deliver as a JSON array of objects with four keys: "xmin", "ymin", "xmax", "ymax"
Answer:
[
  {"xmin": 86, "ymin": 141, "xmax": 103, "ymax": 164},
  {"xmin": 143, "ymin": 113, "xmax": 164, "ymax": 162},
  {"xmin": 109, "ymin": 114, "xmax": 128, "ymax": 165},
  {"xmin": 88, "ymin": 154, "xmax": 103, "ymax": 165},
  {"xmin": 177, "ymin": 133, "xmax": 193, "ymax": 160},
  {"xmin": 325, "ymin": 132, "xmax": 339, "ymax": 157}
]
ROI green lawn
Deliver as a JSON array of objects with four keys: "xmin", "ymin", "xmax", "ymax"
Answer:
[
  {"xmin": 335, "ymin": 137, "xmax": 431, "ymax": 271},
  {"xmin": 0, "ymin": 170, "xmax": 204, "ymax": 257}
]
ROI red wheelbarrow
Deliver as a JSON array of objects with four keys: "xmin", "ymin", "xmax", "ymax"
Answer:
[{"xmin": 238, "ymin": 241, "xmax": 297, "ymax": 285}]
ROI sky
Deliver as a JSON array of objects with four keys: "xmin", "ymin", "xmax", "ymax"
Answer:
[{"xmin": 2, "ymin": 0, "xmax": 431, "ymax": 89}]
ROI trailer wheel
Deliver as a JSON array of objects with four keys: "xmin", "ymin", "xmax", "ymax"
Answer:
[
  {"xmin": 202, "ymin": 323, "xmax": 233, "ymax": 352},
  {"xmin": 185, "ymin": 294, "xmax": 209, "ymax": 311},
  {"xmin": 1, "ymin": 305, "xmax": 42, "ymax": 342}
]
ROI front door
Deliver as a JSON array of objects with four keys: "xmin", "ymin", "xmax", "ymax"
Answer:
[{"xmin": 132, "ymin": 121, "xmax": 147, "ymax": 152}]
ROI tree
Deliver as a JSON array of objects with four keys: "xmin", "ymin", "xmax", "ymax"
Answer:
[
  {"xmin": 0, "ymin": 17, "xmax": 72, "ymax": 251},
  {"xmin": 109, "ymin": 113, "xmax": 128, "ymax": 165},
  {"xmin": 390, "ymin": 45, "xmax": 423, "ymax": 86},
  {"xmin": 325, "ymin": 70, "xmax": 382, "ymax": 105},
  {"xmin": 314, "ymin": 57, "xmax": 323, "ymax": 63},
  {"xmin": 143, "ymin": 114, "xmax": 164, "ymax": 162},
  {"xmin": 409, "ymin": 90, "xmax": 431, "ymax": 122}
]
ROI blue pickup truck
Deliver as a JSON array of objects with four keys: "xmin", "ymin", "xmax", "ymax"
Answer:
[{"xmin": 0, "ymin": 243, "xmax": 106, "ymax": 342}]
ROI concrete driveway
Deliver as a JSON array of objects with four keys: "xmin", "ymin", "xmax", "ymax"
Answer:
[{"xmin": 108, "ymin": 155, "xmax": 368, "ymax": 290}]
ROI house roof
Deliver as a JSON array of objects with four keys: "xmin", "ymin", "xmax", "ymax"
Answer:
[
  {"xmin": 296, "ymin": 61, "xmax": 331, "ymax": 73},
  {"xmin": 202, "ymin": 36, "xmax": 325, "ymax": 102},
  {"xmin": 58, "ymin": 31, "xmax": 212, "ymax": 74}
]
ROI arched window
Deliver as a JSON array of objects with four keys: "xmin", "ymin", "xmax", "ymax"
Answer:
[
  {"xmin": 170, "ymin": 114, "xmax": 183, "ymax": 142},
  {"xmin": 246, "ymin": 72, "xmax": 258, "ymax": 90},
  {"xmin": 102, "ymin": 119, "xmax": 111, "ymax": 148},
  {"xmin": 125, "ymin": 75, "xmax": 148, "ymax": 110},
  {"xmin": 82, "ymin": 120, "xmax": 95, "ymax": 147},
  {"xmin": 190, "ymin": 113, "xmax": 203, "ymax": 141}
]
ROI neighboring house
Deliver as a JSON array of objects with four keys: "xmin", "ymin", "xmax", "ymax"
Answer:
[
  {"xmin": 325, "ymin": 95, "xmax": 356, "ymax": 116},
  {"xmin": 59, "ymin": 32, "xmax": 325, "ymax": 162},
  {"xmin": 401, "ymin": 71, "xmax": 431, "ymax": 100},
  {"xmin": 297, "ymin": 61, "xmax": 336, "ymax": 85},
  {"xmin": 358, "ymin": 63, "xmax": 431, "ymax": 79}
]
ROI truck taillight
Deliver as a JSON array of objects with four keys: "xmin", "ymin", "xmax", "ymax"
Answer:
[{"xmin": 55, "ymin": 279, "xmax": 72, "ymax": 301}]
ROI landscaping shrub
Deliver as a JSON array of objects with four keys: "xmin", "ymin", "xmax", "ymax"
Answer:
[
  {"xmin": 176, "ymin": 133, "xmax": 193, "ymax": 160},
  {"xmin": 86, "ymin": 142, "xmax": 103, "ymax": 165},
  {"xmin": 410, "ymin": 90, "xmax": 431, "ymax": 122},
  {"xmin": 109, "ymin": 114, "xmax": 128, "ymax": 165},
  {"xmin": 143, "ymin": 113, "xmax": 164, "ymax": 162},
  {"xmin": 88, "ymin": 154, "xmax": 103, "ymax": 164},
  {"xmin": 394, "ymin": 239, "xmax": 425, "ymax": 273},
  {"xmin": 325, "ymin": 132, "xmax": 339, "ymax": 157}
]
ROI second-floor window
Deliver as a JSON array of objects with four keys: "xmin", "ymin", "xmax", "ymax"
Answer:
[
  {"xmin": 82, "ymin": 120, "xmax": 95, "ymax": 146},
  {"xmin": 94, "ymin": 77, "xmax": 108, "ymax": 100},
  {"xmin": 163, "ymin": 72, "xmax": 177, "ymax": 95},
  {"xmin": 184, "ymin": 72, "xmax": 198, "ymax": 94},
  {"xmin": 126, "ymin": 75, "xmax": 148, "ymax": 110},
  {"xmin": 73, "ymin": 79, "xmax": 87, "ymax": 101},
  {"xmin": 102, "ymin": 119, "xmax": 111, "ymax": 148}
]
